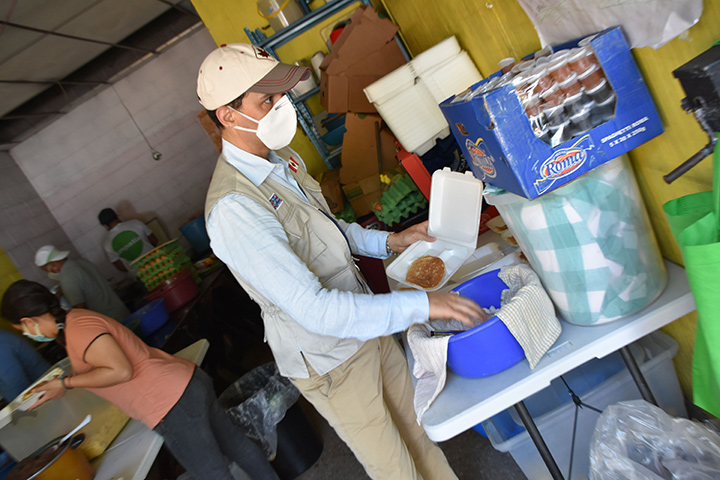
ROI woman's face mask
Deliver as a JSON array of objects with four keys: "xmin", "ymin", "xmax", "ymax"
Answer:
[
  {"xmin": 22, "ymin": 320, "xmax": 55, "ymax": 342},
  {"xmin": 47, "ymin": 271, "xmax": 60, "ymax": 280},
  {"xmin": 229, "ymin": 96, "xmax": 298, "ymax": 150}
]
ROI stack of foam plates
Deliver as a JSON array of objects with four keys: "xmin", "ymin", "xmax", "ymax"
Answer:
[{"xmin": 364, "ymin": 36, "xmax": 482, "ymax": 156}]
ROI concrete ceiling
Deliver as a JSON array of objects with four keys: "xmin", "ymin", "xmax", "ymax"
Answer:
[{"xmin": 0, "ymin": 0, "xmax": 202, "ymax": 149}]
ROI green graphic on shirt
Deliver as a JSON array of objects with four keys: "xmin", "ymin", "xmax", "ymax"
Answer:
[{"xmin": 112, "ymin": 231, "xmax": 144, "ymax": 261}]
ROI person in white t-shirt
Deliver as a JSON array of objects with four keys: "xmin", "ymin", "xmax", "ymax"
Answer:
[{"xmin": 98, "ymin": 208, "xmax": 158, "ymax": 272}]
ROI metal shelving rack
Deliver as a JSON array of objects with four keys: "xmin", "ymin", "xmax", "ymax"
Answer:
[{"xmin": 245, "ymin": 0, "xmax": 408, "ymax": 169}]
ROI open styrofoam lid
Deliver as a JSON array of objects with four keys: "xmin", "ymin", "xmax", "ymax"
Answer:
[
  {"xmin": 428, "ymin": 168, "xmax": 484, "ymax": 248},
  {"xmin": 385, "ymin": 168, "xmax": 484, "ymax": 292}
]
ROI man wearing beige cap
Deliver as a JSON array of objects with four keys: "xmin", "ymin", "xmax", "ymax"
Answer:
[
  {"xmin": 35, "ymin": 245, "xmax": 130, "ymax": 322},
  {"xmin": 198, "ymin": 43, "xmax": 482, "ymax": 480}
]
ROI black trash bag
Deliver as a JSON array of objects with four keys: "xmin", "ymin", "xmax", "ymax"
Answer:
[
  {"xmin": 218, "ymin": 362, "xmax": 300, "ymax": 461},
  {"xmin": 419, "ymin": 135, "xmax": 469, "ymax": 174}
]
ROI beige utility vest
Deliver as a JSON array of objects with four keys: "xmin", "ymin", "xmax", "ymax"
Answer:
[{"xmin": 205, "ymin": 149, "xmax": 368, "ymax": 378}]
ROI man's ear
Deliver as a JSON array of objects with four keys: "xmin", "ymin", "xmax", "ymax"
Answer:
[{"xmin": 216, "ymin": 106, "xmax": 236, "ymax": 129}]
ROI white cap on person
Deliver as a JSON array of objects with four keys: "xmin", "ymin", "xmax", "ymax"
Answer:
[
  {"xmin": 196, "ymin": 43, "xmax": 310, "ymax": 110},
  {"xmin": 35, "ymin": 245, "xmax": 69, "ymax": 267}
]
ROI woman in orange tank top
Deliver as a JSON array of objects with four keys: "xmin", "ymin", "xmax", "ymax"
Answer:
[{"xmin": 2, "ymin": 280, "xmax": 278, "ymax": 480}]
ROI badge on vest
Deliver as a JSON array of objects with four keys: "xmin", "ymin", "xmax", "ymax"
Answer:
[
  {"xmin": 269, "ymin": 193, "xmax": 283, "ymax": 210},
  {"xmin": 288, "ymin": 157, "xmax": 299, "ymax": 173}
]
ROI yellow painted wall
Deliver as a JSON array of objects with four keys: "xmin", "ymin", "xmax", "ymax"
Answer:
[
  {"xmin": 0, "ymin": 246, "xmax": 24, "ymax": 334},
  {"xmin": 191, "ymin": 0, "xmax": 717, "ymax": 398}
]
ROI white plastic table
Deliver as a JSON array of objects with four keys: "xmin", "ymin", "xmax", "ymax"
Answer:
[
  {"xmin": 404, "ymin": 260, "xmax": 695, "ymax": 478},
  {"xmin": 91, "ymin": 339, "xmax": 209, "ymax": 480}
]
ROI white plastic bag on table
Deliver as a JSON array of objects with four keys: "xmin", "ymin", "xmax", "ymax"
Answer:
[
  {"xmin": 517, "ymin": 0, "xmax": 702, "ymax": 49},
  {"xmin": 590, "ymin": 399, "xmax": 720, "ymax": 479}
]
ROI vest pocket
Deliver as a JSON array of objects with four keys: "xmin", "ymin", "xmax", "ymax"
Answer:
[{"xmin": 284, "ymin": 208, "xmax": 328, "ymax": 267}]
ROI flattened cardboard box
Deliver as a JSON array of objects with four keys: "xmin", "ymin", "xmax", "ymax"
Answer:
[
  {"xmin": 320, "ymin": 6, "xmax": 407, "ymax": 113},
  {"xmin": 339, "ymin": 114, "xmax": 399, "ymax": 187}
]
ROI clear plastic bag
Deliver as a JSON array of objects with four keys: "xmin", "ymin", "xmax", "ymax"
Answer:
[
  {"xmin": 517, "ymin": 0, "xmax": 702, "ymax": 49},
  {"xmin": 590, "ymin": 400, "xmax": 720, "ymax": 479},
  {"xmin": 218, "ymin": 362, "xmax": 300, "ymax": 460}
]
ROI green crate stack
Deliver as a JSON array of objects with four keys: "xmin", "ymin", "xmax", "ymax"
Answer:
[
  {"xmin": 372, "ymin": 174, "xmax": 428, "ymax": 226},
  {"xmin": 131, "ymin": 240, "xmax": 198, "ymax": 292}
]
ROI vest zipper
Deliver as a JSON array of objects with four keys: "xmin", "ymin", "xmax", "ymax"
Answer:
[
  {"xmin": 294, "ymin": 182, "xmax": 353, "ymax": 255},
  {"xmin": 293, "ymin": 171, "xmax": 369, "ymax": 293}
]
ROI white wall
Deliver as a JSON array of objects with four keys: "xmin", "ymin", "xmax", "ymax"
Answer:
[
  {"xmin": 8, "ymin": 27, "xmax": 220, "ymax": 284},
  {"xmin": 0, "ymin": 151, "xmax": 75, "ymax": 287}
]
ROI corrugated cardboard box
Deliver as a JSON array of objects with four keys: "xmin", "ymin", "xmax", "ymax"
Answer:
[
  {"xmin": 340, "ymin": 114, "xmax": 382, "ymax": 185},
  {"xmin": 320, "ymin": 6, "xmax": 407, "ymax": 113},
  {"xmin": 339, "ymin": 114, "xmax": 398, "ymax": 185},
  {"xmin": 439, "ymin": 27, "xmax": 663, "ymax": 199},
  {"xmin": 349, "ymin": 190, "xmax": 383, "ymax": 218},
  {"xmin": 339, "ymin": 113, "xmax": 400, "ymax": 217}
]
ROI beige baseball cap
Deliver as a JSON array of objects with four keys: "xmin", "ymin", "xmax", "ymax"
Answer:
[
  {"xmin": 197, "ymin": 43, "xmax": 310, "ymax": 110},
  {"xmin": 35, "ymin": 245, "xmax": 69, "ymax": 267}
]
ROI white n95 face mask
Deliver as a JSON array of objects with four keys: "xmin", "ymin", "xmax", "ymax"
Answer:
[{"xmin": 230, "ymin": 96, "xmax": 298, "ymax": 150}]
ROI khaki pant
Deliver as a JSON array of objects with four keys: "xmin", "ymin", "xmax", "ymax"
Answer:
[{"xmin": 291, "ymin": 336, "xmax": 457, "ymax": 480}]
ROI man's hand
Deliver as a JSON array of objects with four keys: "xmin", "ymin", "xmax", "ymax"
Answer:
[
  {"xmin": 427, "ymin": 292, "xmax": 489, "ymax": 326},
  {"xmin": 387, "ymin": 221, "xmax": 435, "ymax": 254}
]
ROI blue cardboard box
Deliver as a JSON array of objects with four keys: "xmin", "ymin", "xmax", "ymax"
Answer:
[{"xmin": 439, "ymin": 27, "xmax": 663, "ymax": 199}]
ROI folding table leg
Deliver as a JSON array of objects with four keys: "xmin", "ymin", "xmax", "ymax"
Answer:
[
  {"xmin": 514, "ymin": 401, "xmax": 565, "ymax": 480},
  {"xmin": 619, "ymin": 345, "xmax": 658, "ymax": 405}
]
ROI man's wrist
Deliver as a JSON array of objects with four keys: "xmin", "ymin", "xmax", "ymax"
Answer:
[{"xmin": 385, "ymin": 233, "xmax": 396, "ymax": 256}]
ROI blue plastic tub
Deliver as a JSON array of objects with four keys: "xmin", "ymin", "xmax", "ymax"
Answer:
[
  {"xmin": 473, "ymin": 351, "xmax": 628, "ymax": 439},
  {"xmin": 179, "ymin": 215, "xmax": 211, "ymax": 255},
  {"xmin": 124, "ymin": 298, "xmax": 169, "ymax": 337},
  {"xmin": 473, "ymin": 409, "xmax": 524, "ymax": 439},
  {"xmin": 448, "ymin": 269, "xmax": 526, "ymax": 378}
]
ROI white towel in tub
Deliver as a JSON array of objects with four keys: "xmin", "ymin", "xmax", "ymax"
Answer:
[
  {"xmin": 407, "ymin": 318, "xmax": 473, "ymax": 424},
  {"xmin": 407, "ymin": 264, "xmax": 561, "ymax": 423},
  {"xmin": 496, "ymin": 264, "xmax": 561, "ymax": 369}
]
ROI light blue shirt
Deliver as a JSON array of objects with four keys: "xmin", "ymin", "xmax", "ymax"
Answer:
[{"xmin": 206, "ymin": 140, "xmax": 429, "ymax": 341}]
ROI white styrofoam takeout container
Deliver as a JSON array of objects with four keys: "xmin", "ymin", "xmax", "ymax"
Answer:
[{"xmin": 386, "ymin": 167, "xmax": 484, "ymax": 291}]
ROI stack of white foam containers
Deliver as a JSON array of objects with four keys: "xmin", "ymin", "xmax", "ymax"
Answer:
[{"xmin": 364, "ymin": 36, "xmax": 482, "ymax": 156}]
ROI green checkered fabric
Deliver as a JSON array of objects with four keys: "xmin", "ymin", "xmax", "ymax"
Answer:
[{"xmin": 486, "ymin": 156, "xmax": 666, "ymax": 325}]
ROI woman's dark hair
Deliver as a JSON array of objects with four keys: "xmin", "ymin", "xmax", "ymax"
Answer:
[
  {"xmin": 1, "ymin": 280, "xmax": 67, "ymax": 346},
  {"xmin": 206, "ymin": 93, "xmax": 246, "ymax": 129}
]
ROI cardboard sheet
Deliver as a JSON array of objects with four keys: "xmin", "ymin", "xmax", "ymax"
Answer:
[{"xmin": 320, "ymin": 6, "xmax": 407, "ymax": 113}]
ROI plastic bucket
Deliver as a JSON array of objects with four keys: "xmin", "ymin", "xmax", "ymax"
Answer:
[
  {"xmin": 146, "ymin": 269, "xmax": 198, "ymax": 313},
  {"xmin": 484, "ymin": 155, "xmax": 667, "ymax": 326},
  {"xmin": 257, "ymin": 0, "xmax": 304, "ymax": 34},
  {"xmin": 179, "ymin": 216, "xmax": 210, "ymax": 255}
]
